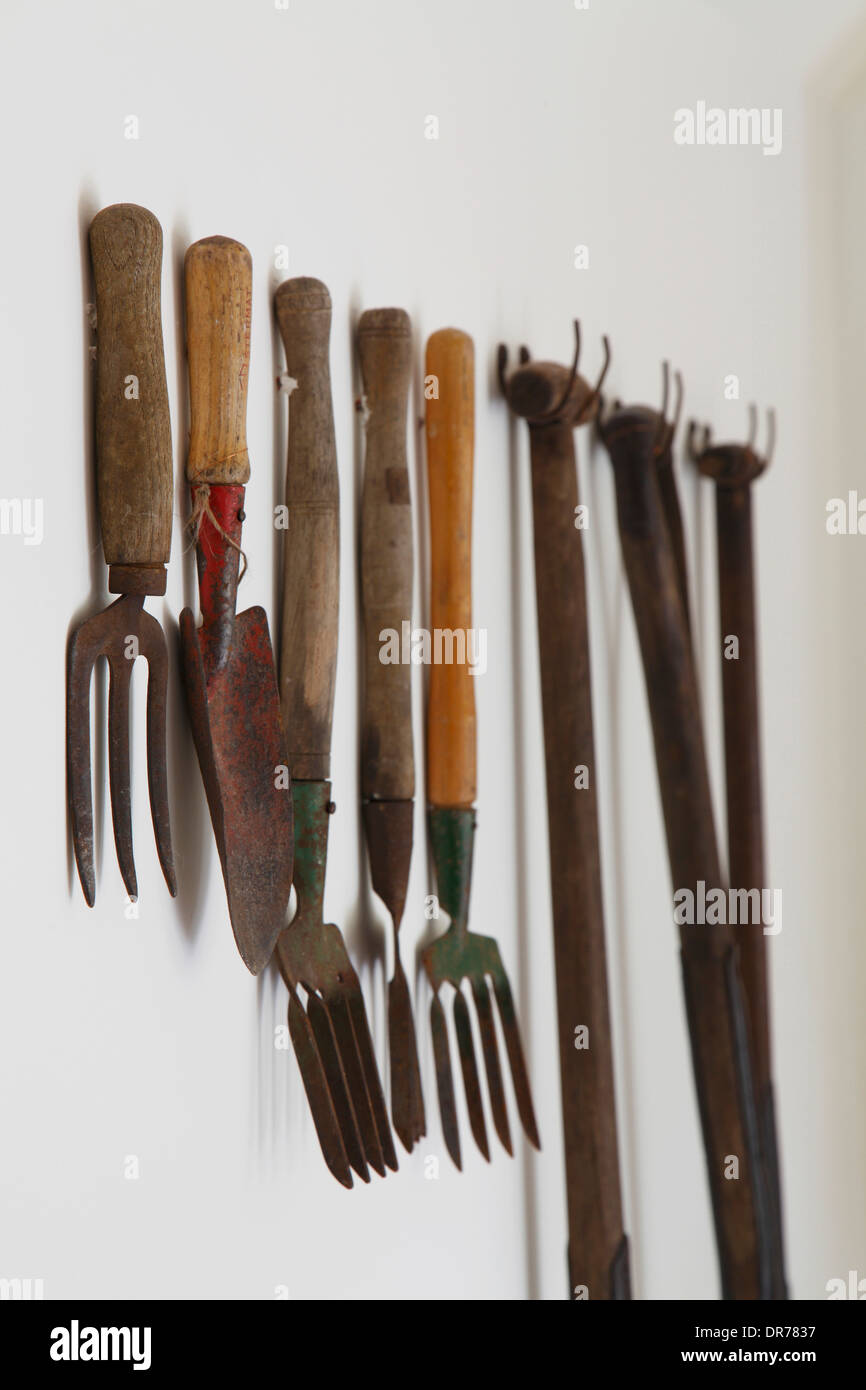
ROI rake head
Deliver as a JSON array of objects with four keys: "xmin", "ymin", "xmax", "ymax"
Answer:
[
  {"xmin": 424, "ymin": 807, "xmax": 539, "ymax": 1169},
  {"xmin": 67, "ymin": 593, "xmax": 175, "ymax": 906},
  {"xmin": 275, "ymin": 780, "xmax": 398, "ymax": 1187}
]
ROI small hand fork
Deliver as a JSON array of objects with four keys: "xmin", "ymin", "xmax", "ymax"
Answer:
[
  {"xmin": 423, "ymin": 328, "xmax": 540, "ymax": 1168},
  {"xmin": 68, "ymin": 204, "xmax": 176, "ymax": 906},
  {"xmin": 274, "ymin": 278, "xmax": 398, "ymax": 1185}
]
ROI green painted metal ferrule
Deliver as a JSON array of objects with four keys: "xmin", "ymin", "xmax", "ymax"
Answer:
[
  {"xmin": 291, "ymin": 780, "xmax": 332, "ymax": 925},
  {"xmin": 428, "ymin": 806, "xmax": 476, "ymax": 930}
]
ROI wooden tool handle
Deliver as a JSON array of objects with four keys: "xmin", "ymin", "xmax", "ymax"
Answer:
[
  {"xmin": 359, "ymin": 308, "xmax": 414, "ymax": 801},
  {"xmin": 184, "ymin": 236, "xmax": 252, "ymax": 485},
  {"xmin": 275, "ymin": 277, "xmax": 339, "ymax": 779},
  {"xmin": 425, "ymin": 328, "xmax": 475, "ymax": 809},
  {"xmin": 89, "ymin": 204, "xmax": 173, "ymax": 569}
]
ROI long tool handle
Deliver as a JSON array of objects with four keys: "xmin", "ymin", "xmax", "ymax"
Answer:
[
  {"xmin": 275, "ymin": 278, "xmax": 339, "ymax": 780},
  {"xmin": 184, "ymin": 237, "xmax": 252, "ymax": 485},
  {"xmin": 526, "ymin": 407, "xmax": 628, "ymax": 1299},
  {"xmin": 603, "ymin": 413, "xmax": 772, "ymax": 1300},
  {"xmin": 715, "ymin": 481, "xmax": 786, "ymax": 1298},
  {"xmin": 425, "ymin": 328, "xmax": 475, "ymax": 809},
  {"xmin": 89, "ymin": 204, "xmax": 172, "ymax": 584},
  {"xmin": 359, "ymin": 308, "xmax": 414, "ymax": 802}
]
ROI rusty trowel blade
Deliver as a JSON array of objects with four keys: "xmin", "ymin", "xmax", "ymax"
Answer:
[{"xmin": 179, "ymin": 604, "xmax": 293, "ymax": 975}]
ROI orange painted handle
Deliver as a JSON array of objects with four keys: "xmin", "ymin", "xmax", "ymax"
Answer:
[{"xmin": 425, "ymin": 328, "xmax": 476, "ymax": 808}]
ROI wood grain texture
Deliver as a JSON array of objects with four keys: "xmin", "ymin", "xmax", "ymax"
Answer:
[
  {"xmin": 184, "ymin": 236, "xmax": 252, "ymax": 485},
  {"xmin": 89, "ymin": 203, "xmax": 172, "ymax": 567},
  {"xmin": 425, "ymin": 328, "xmax": 475, "ymax": 809},
  {"xmin": 527, "ymin": 416, "xmax": 626, "ymax": 1297},
  {"xmin": 358, "ymin": 308, "xmax": 414, "ymax": 801},
  {"xmin": 602, "ymin": 407, "xmax": 772, "ymax": 1300},
  {"xmin": 275, "ymin": 277, "xmax": 338, "ymax": 780}
]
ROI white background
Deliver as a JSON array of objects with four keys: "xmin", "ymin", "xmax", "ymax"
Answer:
[{"xmin": 1, "ymin": 0, "xmax": 864, "ymax": 1300}]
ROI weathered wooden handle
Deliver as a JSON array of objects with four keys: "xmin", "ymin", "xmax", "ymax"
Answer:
[
  {"xmin": 184, "ymin": 236, "xmax": 252, "ymax": 485},
  {"xmin": 359, "ymin": 308, "xmax": 414, "ymax": 801},
  {"xmin": 275, "ymin": 277, "xmax": 339, "ymax": 779},
  {"xmin": 89, "ymin": 204, "xmax": 173, "ymax": 569},
  {"xmin": 425, "ymin": 328, "xmax": 475, "ymax": 809}
]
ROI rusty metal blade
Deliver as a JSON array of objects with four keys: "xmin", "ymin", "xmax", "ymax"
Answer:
[
  {"xmin": 107, "ymin": 651, "xmax": 136, "ymax": 901},
  {"xmin": 305, "ymin": 991, "xmax": 370, "ymax": 1183},
  {"xmin": 491, "ymin": 970, "xmax": 540, "ymax": 1150},
  {"xmin": 287, "ymin": 991, "xmax": 353, "ymax": 1188},
  {"xmin": 470, "ymin": 976, "xmax": 512, "ymax": 1156},
  {"xmin": 453, "ymin": 988, "xmax": 490, "ymax": 1161},
  {"xmin": 389, "ymin": 958, "xmax": 426, "ymax": 1150},
  {"xmin": 179, "ymin": 605, "xmax": 293, "ymax": 975},
  {"xmin": 325, "ymin": 991, "xmax": 386, "ymax": 1177},
  {"xmin": 139, "ymin": 611, "xmax": 176, "ymax": 896},
  {"xmin": 347, "ymin": 988, "xmax": 399, "ymax": 1172},
  {"xmin": 431, "ymin": 993, "xmax": 461, "ymax": 1170}
]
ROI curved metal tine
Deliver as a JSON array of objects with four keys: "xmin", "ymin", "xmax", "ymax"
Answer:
[
  {"xmin": 577, "ymin": 333, "xmax": 612, "ymax": 426},
  {"xmin": 287, "ymin": 989, "xmax": 354, "ymax": 1188},
  {"xmin": 431, "ymin": 993, "xmax": 461, "ymax": 1169},
  {"xmin": 668, "ymin": 369, "xmax": 684, "ymax": 444},
  {"xmin": 304, "ymin": 990, "xmax": 371, "ymax": 1181},
  {"xmin": 470, "ymin": 975, "xmax": 512, "ymax": 1155},
  {"xmin": 453, "ymin": 988, "xmax": 490, "ymax": 1161},
  {"xmin": 747, "ymin": 401, "xmax": 758, "ymax": 449},
  {"xmin": 490, "ymin": 967, "xmax": 540, "ymax": 1149},
  {"xmin": 107, "ymin": 646, "xmax": 136, "ymax": 903},
  {"xmin": 139, "ymin": 611, "xmax": 176, "ymax": 896},
  {"xmin": 764, "ymin": 407, "xmax": 777, "ymax": 465},
  {"xmin": 313, "ymin": 990, "xmax": 386, "ymax": 1176},
  {"xmin": 534, "ymin": 319, "xmax": 582, "ymax": 422},
  {"xmin": 652, "ymin": 360, "xmax": 671, "ymax": 456},
  {"xmin": 518, "ymin": 345, "xmax": 531, "ymax": 364},
  {"xmin": 67, "ymin": 623, "xmax": 103, "ymax": 906},
  {"xmin": 346, "ymin": 986, "xmax": 399, "ymax": 1171}
]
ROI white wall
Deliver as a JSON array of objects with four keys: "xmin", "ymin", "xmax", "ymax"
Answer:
[{"xmin": 1, "ymin": 0, "xmax": 863, "ymax": 1300}]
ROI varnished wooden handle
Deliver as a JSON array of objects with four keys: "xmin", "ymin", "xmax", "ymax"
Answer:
[
  {"xmin": 275, "ymin": 277, "xmax": 338, "ymax": 780},
  {"xmin": 89, "ymin": 204, "xmax": 173, "ymax": 567},
  {"xmin": 425, "ymin": 328, "xmax": 475, "ymax": 808},
  {"xmin": 184, "ymin": 237, "xmax": 252, "ymax": 485},
  {"xmin": 359, "ymin": 308, "xmax": 415, "ymax": 801}
]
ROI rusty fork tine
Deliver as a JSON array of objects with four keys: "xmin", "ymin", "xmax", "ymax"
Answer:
[
  {"xmin": 490, "ymin": 969, "xmax": 540, "ymax": 1149},
  {"xmin": 287, "ymin": 991, "xmax": 354, "ymax": 1189},
  {"xmin": 325, "ymin": 992, "xmax": 387, "ymax": 1177},
  {"xmin": 67, "ymin": 632, "xmax": 100, "ymax": 907},
  {"xmin": 431, "ymin": 993, "xmax": 461, "ymax": 1170},
  {"xmin": 470, "ymin": 976, "xmax": 513, "ymax": 1156},
  {"xmin": 453, "ymin": 989, "xmax": 490, "ymax": 1162},
  {"xmin": 346, "ymin": 987, "xmax": 399, "ymax": 1172},
  {"xmin": 305, "ymin": 992, "xmax": 370, "ymax": 1182},
  {"xmin": 107, "ymin": 648, "xmax": 136, "ymax": 902},
  {"xmin": 139, "ymin": 612, "xmax": 176, "ymax": 897}
]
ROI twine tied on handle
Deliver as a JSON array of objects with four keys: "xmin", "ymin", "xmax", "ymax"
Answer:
[{"xmin": 185, "ymin": 479, "xmax": 248, "ymax": 582}]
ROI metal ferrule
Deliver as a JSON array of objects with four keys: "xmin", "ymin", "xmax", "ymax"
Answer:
[{"xmin": 428, "ymin": 806, "xmax": 475, "ymax": 930}]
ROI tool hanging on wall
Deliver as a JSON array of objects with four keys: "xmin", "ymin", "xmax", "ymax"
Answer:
[
  {"xmin": 275, "ymin": 277, "xmax": 398, "ymax": 1187},
  {"xmin": 688, "ymin": 407, "xmax": 787, "ymax": 1300},
  {"xmin": 358, "ymin": 307, "xmax": 426, "ymax": 1153},
  {"xmin": 499, "ymin": 324, "xmax": 630, "ymax": 1299},
  {"xmin": 69, "ymin": 203, "xmax": 176, "ymax": 907},
  {"xmin": 599, "ymin": 371, "xmax": 775, "ymax": 1299},
  {"xmin": 423, "ymin": 327, "xmax": 539, "ymax": 1169},
  {"xmin": 179, "ymin": 236, "xmax": 294, "ymax": 975}
]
